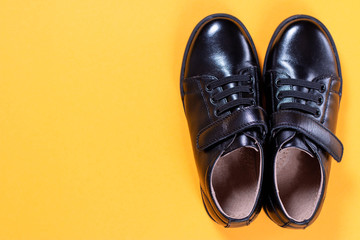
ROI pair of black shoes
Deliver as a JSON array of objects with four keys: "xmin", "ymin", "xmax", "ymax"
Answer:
[{"xmin": 180, "ymin": 14, "xmax": 343, "ymax": 228}]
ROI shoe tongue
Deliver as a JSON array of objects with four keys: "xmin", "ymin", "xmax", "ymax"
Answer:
[
  {"xmin": 222, "ymin": 131, "xmax": 259, "ymax": 156},
  {"xmin": 278, "ymin": 130, "xmax": 314, "ymax": 157}
]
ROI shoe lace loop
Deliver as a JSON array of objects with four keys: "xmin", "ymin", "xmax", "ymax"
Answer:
[
  {"xmin": 276, "ymin": 78, "xmax": 326, "ymax": 117},
  {"xmin": 206, "ymin": 75, "xmax": 255, "ymax": 116}
]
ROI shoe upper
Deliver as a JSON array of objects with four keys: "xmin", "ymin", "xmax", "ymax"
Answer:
[
  {"xmin": 181, "ymin": 14, "xmax": 267, "ymax": 227},
  {"xmin": 263, "ymin": 15, "xmax": 343, "ymax": 228}
]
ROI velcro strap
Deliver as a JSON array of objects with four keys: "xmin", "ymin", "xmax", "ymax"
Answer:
[
  {"xmin": 271, "ymin": 110, "xmax": 343, "ymax": 162},
  {"xmin": 197, "ymin": 106, "xmax": 267, "ymax": 150}
]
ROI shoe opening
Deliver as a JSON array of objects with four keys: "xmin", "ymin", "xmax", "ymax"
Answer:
[
  {"xmin": 210, "ymin": 147, "xmax": 261, "ymax": 219},
  {"xmin": 275, "ymin": 147, "xmax": 323, "ymax": 222}
]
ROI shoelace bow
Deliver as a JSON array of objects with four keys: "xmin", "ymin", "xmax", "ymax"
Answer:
[
  {"xmin": 205, "ymin": 75, "xmax": 255, "ymax": 116},
  {"xmin": 276, "ymin": 78, "xmax": 326, "ymax": 117}
]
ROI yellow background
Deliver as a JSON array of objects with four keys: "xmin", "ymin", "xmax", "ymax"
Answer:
[{"xmin": 0, "ymin": 0, "xmax": 359, "ymax": 239}]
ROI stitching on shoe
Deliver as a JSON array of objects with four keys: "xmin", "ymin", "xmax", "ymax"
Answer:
[
  {"xmin": 272, "ymin": 109, "xmax": 343, "ymax": 160},
  {"xmin": 200, "ymin": 187, "xmax": 227, "ymax": 225},
  {"xmin": 200, "ymin": 188, "xmax": 217, "ymax": 223},
  {"xmin": 268, "ymin": 196, "xmax": 287, "ymax": 226},
  {"xmin": 238, "ymin": 66, "xmax": 258, "ymax": 74},
  {"xmin": 196, "ymin": 107, "xmax": 266, "ymax": 149},
  {"xmin": 319, "ymin": 77, "xmax": 332, "ymax": 124},
  {"xmin": 274, "ymin": 122, "xmax": 342, "ymax": 160},
  {"xmin": 183, "ymin": 75, "xmax": 218, "ymax": 94},
  {"xmin": 196, "ymin": 79, "xmax": 213, "ymax": 121},
  {"xmin": 184, "ymin": 75, "xmax": 218, "ymax": 81},
  {"xmin": 197, "ymin": 120, "xmax": 265, "ymax": 150}
]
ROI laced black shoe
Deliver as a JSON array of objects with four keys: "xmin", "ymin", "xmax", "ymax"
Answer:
[
  {"xmin": 263, "ymin": 15, "xmax": 343, "ymax": 229},
  {"xmin": 180, "ymin": 14, "xmax": 267, "ymax": 227}
]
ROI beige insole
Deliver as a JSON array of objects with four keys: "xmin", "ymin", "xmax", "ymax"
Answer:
[
  {"xmin": 210, "ymin": 147, "xmax": 261, "ymax": 219},
  {"xmin": 275, "ymin": 147, "xmax": 323, "ymax": 222}
]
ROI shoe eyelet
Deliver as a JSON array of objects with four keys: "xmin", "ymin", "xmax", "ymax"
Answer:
[
  {"xmin": 320, "ymin": 83, "xmax": 326, "ymax": 93},
  {"xmin": 317, "ymin": 95, "xmax": 324, "ymax": 105},
  {"xmin": 209, "ymin": 97, "xmax": 216, "ymax": 105},
  {"xmin": 275, "ymin": 79, "xmax": 281, "ymax": 87},
  {"xmin": 249, "ymin": 87, "xmax": 254, "ymax": 94},
  {"xmin": 214, "ymin": 109, "xmax": 220, "ymax": 117},
  {"xmin": 205, "ymin": 84, "xmax": 211, "ymax": 92},
  {"xmin": 251, "ymin": 99, "xmax": 256, "ymax": 106},
  {"xmin": 315, "ymin": 109, "xmax": 321, "ymax": 118},
  {"xmin": 276, "ymin": 92, "xmax": 283, "ymax": 100}
]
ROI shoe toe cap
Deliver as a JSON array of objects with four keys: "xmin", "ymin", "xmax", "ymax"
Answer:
[
  {"xmin": 185, "ymin": 17, "xmax": 258, "ymax": 78},
  {"xmin": 267, "ymin": 18, "xmax": 339, "ymax": 79}
]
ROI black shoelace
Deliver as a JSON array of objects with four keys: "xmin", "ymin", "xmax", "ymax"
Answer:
[
  {"xmin": 205, "ymin": 75, "xmax": 255, "ymax": 116},
  {"xmin": 276, "ymin": 78, "xmax": 326, "ymax": 117}
]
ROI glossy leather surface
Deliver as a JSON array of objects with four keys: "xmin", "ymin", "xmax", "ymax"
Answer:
[
  {"xmin": 184, "ymin": 18, "xmax": 258, "ymax": 79},
  {"xmin": 263, "ymin": 15, "xmax": 343, "ymax": 228},
  {"xmin": 181, "ymin": 14, "xmax": 266, "ymax": 227}
]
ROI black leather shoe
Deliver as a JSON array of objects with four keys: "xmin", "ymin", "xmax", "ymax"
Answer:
[
  {"xmin": 263, "ymin": 15, "xmax": 343, "ymax": 229},
  {"xmin": 180, "ymin": 14, "xmax": 268, "ymax": 227}
]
